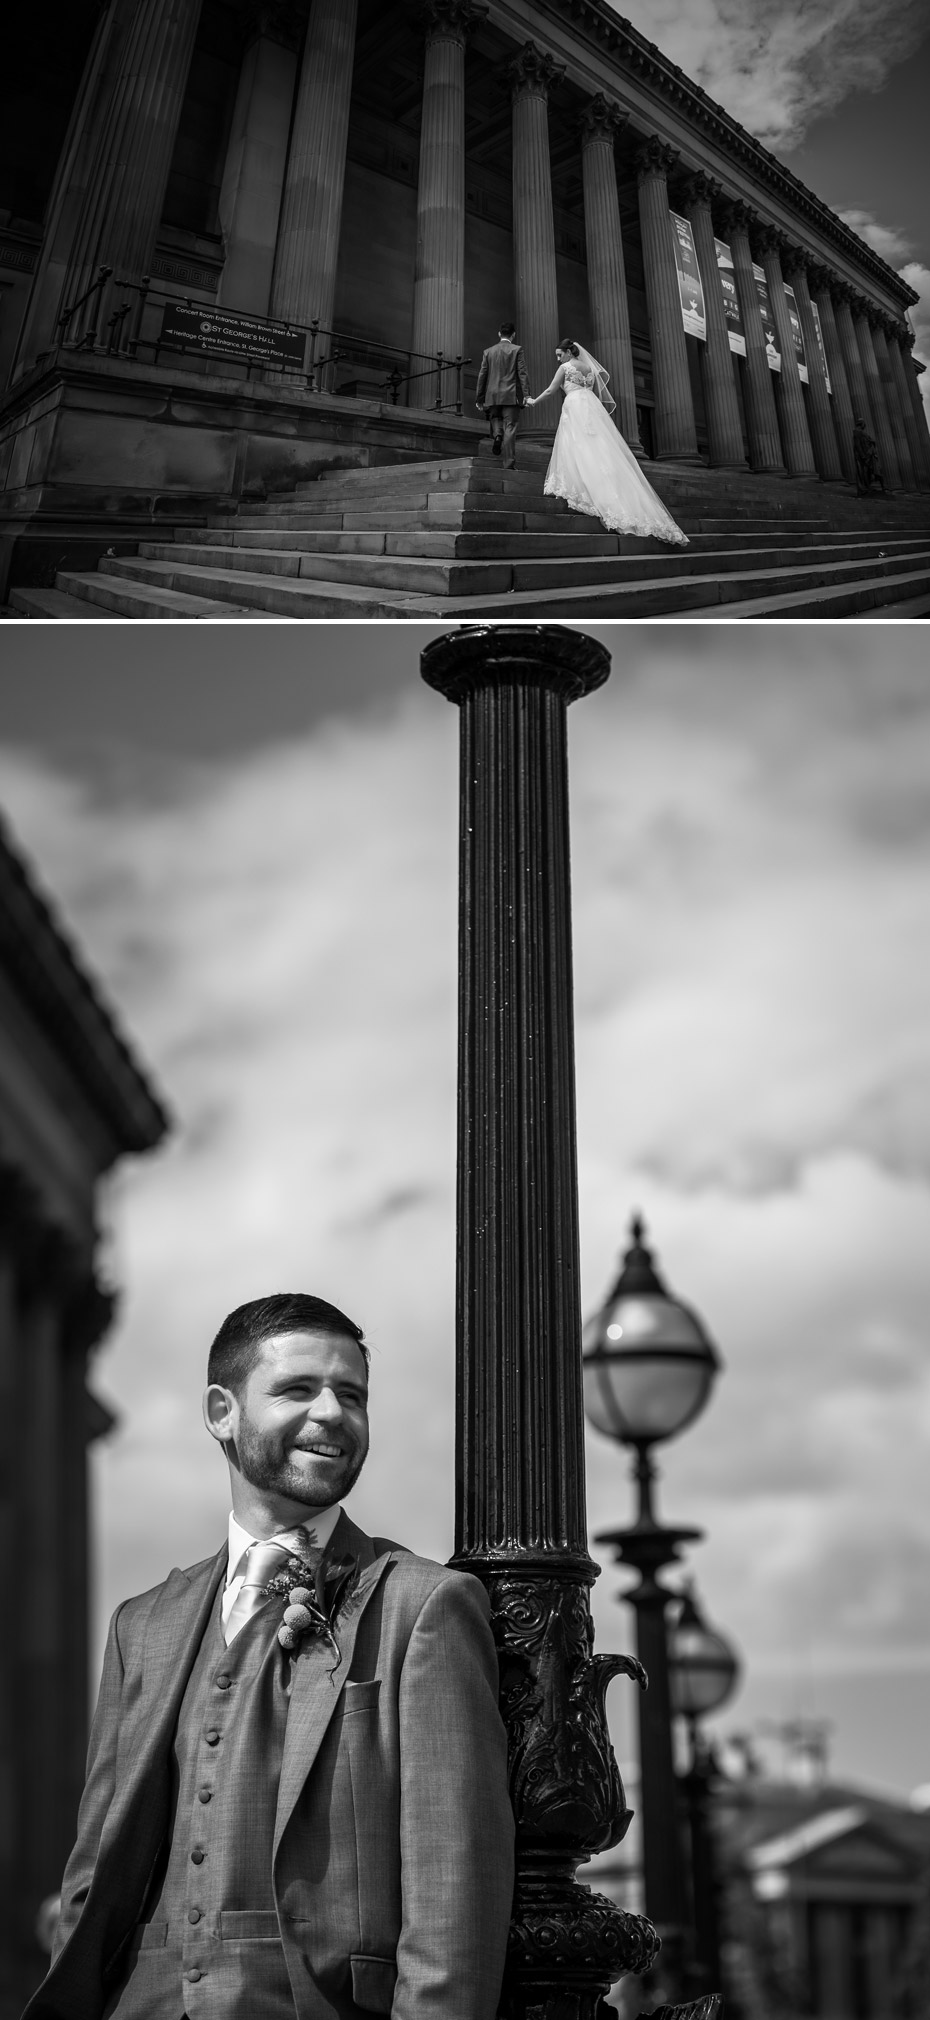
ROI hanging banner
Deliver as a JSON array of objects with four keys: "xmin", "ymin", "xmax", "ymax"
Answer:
[
  {"xmin": 783, "ymin": 285, "xmax": 808, "ymax": 382},
  {"xmin": 670, "ymin": 212, "xmax": 706, "ymax": 340},
  {"xmin": 714, "ymin": 238, "xmax": 745, "ymax": 355},
  {"xmin": 810, "ymin": 299, "xmax": 831, "ymax": 393},
  {"xmin": 752, "ymin": 263, "xmax": 781, "ymax": 371}
]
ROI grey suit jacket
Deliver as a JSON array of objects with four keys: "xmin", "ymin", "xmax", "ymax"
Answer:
[
  {"xmin": 26, "ymin": 1513, "xmax": 514, "ymax": 2020},
  {"xmin": 475, "ymin": 340, "xmax": 530, "ymax": 409}
]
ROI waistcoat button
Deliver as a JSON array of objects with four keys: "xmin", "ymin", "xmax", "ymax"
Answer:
[
  {"xmin": 186, "ymin": 1968, "xmax": 202, "ymax": 1982},
  {"xmin": 188, "ymin": 1909, "xmax": 201, "ymax": 1924},
  {"xmin": 215, "ymin": 1675, "xmax": 232, "ymax": 1690},
  {"xmin": 205, "ymin": 1729, "xmax": 220, "ymax": 1745},
  {"xmin": 191, "ymin": 1850, "xmax": 205, "ymax": 1865},
  {"xmin": 198, "ymin": 1788, "xmax": 212, "ymax": 1803}
]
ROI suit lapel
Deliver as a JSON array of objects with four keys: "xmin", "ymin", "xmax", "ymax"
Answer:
[{"xmin": 273, "ymin": 1514, "xmax": 395, "ymax": 1860}]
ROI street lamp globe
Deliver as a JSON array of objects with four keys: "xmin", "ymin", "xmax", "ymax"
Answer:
[
  {"xmin": 582, "ymin": 1213, "xmax": 721, "ymax": 1447},
  {"xmin": 668, "ymin": 1584, "xmax": 741, "ymax": 1722}
]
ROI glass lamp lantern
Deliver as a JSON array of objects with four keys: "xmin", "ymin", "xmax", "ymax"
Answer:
[
  {"xmin": 582, "ymin": 1214, "xmax": 721, "ymax": 1447},
  {"xmin": 668, "ymin": 1585, "xmax": 741, "ymax": 1721}
]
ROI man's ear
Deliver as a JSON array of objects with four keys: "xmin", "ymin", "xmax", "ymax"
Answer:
[{"xmin": 204, "ymin": 1382, "xmax": 239, "ymax": 1449}]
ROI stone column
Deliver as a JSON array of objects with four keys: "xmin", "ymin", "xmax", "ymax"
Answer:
[
  {"xmin": 412, "ymin": 0, "xmax": 487, "ymax": 370},
  {"xmin": 509, "ymin": 43, "xmax": 564, "ymax": 400},
  {"xmin": 718, "ymin": 201, "xmax": 783, "ymax": 472},
  {"xmin": 808, "ymin": 268, "xmax": 856, "ymax": 484},
  {"xmin": 783, "ymin": 252, "xmax": 843, "ymax": 481},
  {"xmin": 871, "ymin": 317, "xmax": 917, "ymax": 491},
  {"xmin": 59, "ymin": 0, "xmax": 205, "ymax": 335},
  {"xmin": 852, "ymin": 297, "xmax": 902, "ymax": 489},
  {"xmin": 217, "ymin": 5, "xmax": 302, "ymax": 316},
  {"xmin": 580, "ymin": 95, "xmax": 642, "ymax": 455},
  {"xmin": 891, "ymin": 327, "xmax": 930, "ymax": 487},
  {"xmin": 635, "ymin": 138, "xmax": 698, "ymax": 460},
  {"xmin": 833, "ymin": 284, "xmax": 874, "ymax": 443},
  {"xmin": 757, "ymin": 229, "xmax": 816, "ymax": 475},
  {"xmin": 270, "ymin": 0, "xmax": 358, "ymax": 331},
  {"xmin": 681, "ymin": 173, "xmax": 746, "ymax": 467}
]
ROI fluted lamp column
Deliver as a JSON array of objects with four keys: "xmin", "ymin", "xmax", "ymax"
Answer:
[
  {"xmin": 420, "ymin": 626, "xmax": 659, "ymax": 2020},
  {"xmin": 635, "ymin": 138, "xmax": 699, "ymax": 460},
  {"xmin": 270, "ymin": 0, "xmax": 358, "ymax": 334},
  {"xmin": 411, "ymin": 0, "xmax": 487, "ymax": 375},
  {"xmin": 681, "ymin": 173, "xmax": 746, "ymax": 467},
  {"xmin": 580, "ymin": 95, "xmax": 642, "ymax": 455},
  {"xmin": 509, "ymin": 43, "xmax": 564, "ymax": 402},
  {"xmin": 757, "ymin": 229, "xmax": 816, "ymax": 475},
  {"xmin": 718, "ymin": 201, "xmax": 784, "ymax": 472},
  {"xmin": 783, "ymin": 252, "xmax": 843, "ymax": 482},
  {"xmin": 852, "ymin": 296, "xmax": 902, "ymax": 489},
  {"xmin": 808, "ymin": 269, "xmax": 857, "ymax": 484},
  {"xmin": 871, "ymin": 317, "xmax": 917, "ymax": 491}
]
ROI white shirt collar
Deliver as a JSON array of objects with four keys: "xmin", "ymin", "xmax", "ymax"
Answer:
[{"xmin": 226, "ymin": 1503, "xmax": 343, "ymax": 1586}]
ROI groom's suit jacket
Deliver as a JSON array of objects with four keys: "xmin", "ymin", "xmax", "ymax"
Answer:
[
  {"xmin": 475, "ymin": 340, "xmax": 530, "ymax": 409},
  {"xmin": 25, "ymin": 1513, "xmax": 514, "ymax": 2020}
]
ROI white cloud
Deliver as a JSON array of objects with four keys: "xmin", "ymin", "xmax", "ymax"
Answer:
[{"xmin": 608, "ymin": 0, "xmax": 928, "ymax": 147}]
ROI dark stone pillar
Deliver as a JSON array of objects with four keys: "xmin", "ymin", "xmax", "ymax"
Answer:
[
  {"xmin": 509, "ymin": 43, "xmax": 564, "ymax": 399},
  {"xmin": 635, "ymin": 138, "xmax": 699, "ymax": 460},
  {"xmin": 420, "ymin": 625, "xmax": 659, "ymax": 2020},
  {"xmin": 680, "ymin": 173, "xmax": 746, "ymax": 467},
  {"xmin": 833, "ymin": 284, "xmax": 874, "ymax": 444},
  {"xmin": 900, "ymin": 333, "xmax": 930, "ymax": 484},
  {"xmin": 852, "ymin": 297, "xmax": 902, "ymax": 489},
  {"xmin": 411, "ymin": 1, "xmax": 487, "ymax": 370},
  {"xmin": 580, "ymin": 95, "xmax": 642, "ymax": 455},
  {"xmin": 783, "ymin": 252, "xmax": 843, "ymax": 481},
  {"xmin": 270, "ymin": 0, "xmax": 358, "ymax": 331},
  {"xmin": 890, "ymin": 326, "xmax": 930, "ymax": 488},
  {"xmin": 871, "ymin": 317, "xmax": 918, "ymax": 491},
  {"xmin": 718, "ymin": 201, "xmax": 784, "ymax": 472},
  {"xmin": 217, "ymin": 4, "xmax": 302, "ymax": 315},
  {"xmin": 808, "ymin": 268, "xmax": 857, "ymax": 484},
  {"xmin": 757, "ymin": 230, "xmax": 817, "ymax": 475}
]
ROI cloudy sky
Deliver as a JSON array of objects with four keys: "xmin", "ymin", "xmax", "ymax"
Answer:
[
  {"xmin": 609, "ymin": 1, "xmax": 930, "ymax": 412},
  {"xmin": 2, "ymin": 622, "xmax": 929, "ymax": 1802}
]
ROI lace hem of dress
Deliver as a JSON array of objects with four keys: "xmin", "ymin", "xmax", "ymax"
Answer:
[{"xmin": 544, "ymin": 479, "xmax": 689, "ymax": 546}]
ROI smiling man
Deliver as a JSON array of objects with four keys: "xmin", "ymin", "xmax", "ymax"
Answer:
[{"xmin": 26, "ymin": 1294, "xmax": 514, "ymax": 2020}]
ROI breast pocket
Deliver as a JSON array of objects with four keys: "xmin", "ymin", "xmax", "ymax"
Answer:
[{"xmin": 342, "ymin": 1679, "xmax": 381, "ymax": 1715}]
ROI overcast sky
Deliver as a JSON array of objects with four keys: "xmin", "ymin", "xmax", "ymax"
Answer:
[
  {"xmin": 2, "ymin": 622, "xmax": 929, "ymax": 1802},
  {"xmin": 609, "ymin": 1, "xmax": 930, "ymax": 413}
]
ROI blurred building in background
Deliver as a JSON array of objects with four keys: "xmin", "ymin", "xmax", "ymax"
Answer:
[{"xmin": 0, "ymin": 815, "xmax": 167, "ymax": 2018}]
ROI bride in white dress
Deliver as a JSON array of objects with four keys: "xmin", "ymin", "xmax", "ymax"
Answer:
[{"xmin": 525, "ymin": 340, "xmax": 688, "ymax": 547}]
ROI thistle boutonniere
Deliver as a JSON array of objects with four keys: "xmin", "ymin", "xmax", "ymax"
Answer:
[{"xmin": 264, "ymin": 1550, "xmax": 361, "ymax": 1672}]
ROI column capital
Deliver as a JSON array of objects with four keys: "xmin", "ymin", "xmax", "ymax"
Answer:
[
  {"xmin": 781, "ymin": 245, "xmax": 808, "ymax": 282},
  {"xmin": 680, "ymin": 170, "xmax": 722, "ymax": 213},
  {"xmin": 717, "ymin": 197, "xmax": 755, "ymax": 240},
  {"xmin": 902, "ymin": 327, "xmax": 916, "ymax": 353},
  {"xmin": 579, "ymin": 90, "xmax": 627, "ymax": 147},
  {"xmin": 421, "ymin": 623, "xmax": 611, "ymax": 704},
  {"xmin": 850, "ymin": 290, "xmax": 872, "ymax": 320},
  {"xmin": 508, "ymin": 40, "xmax": 565, "ymax": 100},
  {"xmin": 236, "ymin": 0, "xmax": 304, "ymax": 50},
  {"xmin": 634, "ymin": 134, "xmax": 679, "ymax": 185},
  {"xmin": 418, "ymin": 0, "xmax": 488, "ymax": 46},
  {"xmin": 754, "ymin": 223, "xmax": 788, "ymax": 263}
]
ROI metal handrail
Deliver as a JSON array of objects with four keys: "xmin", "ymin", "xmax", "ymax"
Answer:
[{"xmin": 55, "ymin": 275, "xmax": 472, "ymax": 414}]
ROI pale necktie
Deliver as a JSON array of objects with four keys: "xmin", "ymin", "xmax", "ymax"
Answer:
[{"xmin": 224, "ymin": 1539, "xmax": 294, "ymax": 1645}]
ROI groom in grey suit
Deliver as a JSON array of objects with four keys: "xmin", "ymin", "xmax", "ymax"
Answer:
[
  {"xmin": 475, "ymin": 322, "xmax": 531, "ymax": 469},
  {"xmin": 26, "ymin": 1293, "xmax": 514, "ymax": 2020}
]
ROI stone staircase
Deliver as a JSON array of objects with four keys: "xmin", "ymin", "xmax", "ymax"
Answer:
[{"xmin": 10, "ymin": 444, "xmax": 930, "ymax": 620}]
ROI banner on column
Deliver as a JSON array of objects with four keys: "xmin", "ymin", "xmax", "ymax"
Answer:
[
  {"xmin": 752, "ymin": 264, "xmax": 781, "ymax": 371},
  {"xmin": 783, "ymin": 285, "xmax": 808, "ymax": 382},
  {"xmin": 714, "ymin": 239, "xmax": 745, "ymax": 355},
  {"xmin": 670, "ymin": 212, "xmax": 706, "ymax": 340},
  {"xmin": 810, "ymin": 299, "xmax": 831, "ymax": 392}
]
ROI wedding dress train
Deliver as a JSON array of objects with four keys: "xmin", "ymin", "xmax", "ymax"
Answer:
[{"xmin": 538, "ymin": 362, "xmax": 689, "ymax": 547}]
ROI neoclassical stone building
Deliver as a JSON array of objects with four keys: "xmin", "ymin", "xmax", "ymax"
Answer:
[{"xmin": 1, "ymin": 0, "xmax": 928, "ymax": 588}]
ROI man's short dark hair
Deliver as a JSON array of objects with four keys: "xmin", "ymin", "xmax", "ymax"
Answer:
[
  {"xmin": 499, "ymin": 320, "xmax": 516, "ymax": 338},
  {"xmin": 207, "ymin": 1293, "xmax": 369, "ymax": 1395}
]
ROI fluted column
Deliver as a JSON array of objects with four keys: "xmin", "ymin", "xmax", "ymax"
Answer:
[
  {"xmin": 719, "ymin": 201, "xmax": 783, "ymax": 472},
  {"xmin": 783, "ymin": 252, "xmax": 843, "ymax": 481},
  {"xmin": 852, "ymin": 298, "xmax": 902, "ymax": 489},
  {"xmin": 891, "ymin": 327, "xmax": 930, "ymax": 487},
  {"xmin": 808, "ymin": 269, "xmax": 856, "ymax": 484},
  {"xmin": 580, "ymin": 95, "xmax": 642, "ymax": 454},
  {"xmin": 833, "ymin": 285, "xmax": 874, "ymax": 444},
  {"xmin": 681, "ymin": 173, "xmax": 746, "ymax": 467},
  {"xmin": 270, "ymin": 0, "xmax": 358, "ymax": 331},
  {"xmin": 509, "ymin": 43, "xmax": 564, "ymax": 399},
  {"xmin": 757, "ymin": 230, "xmax": 817, "ymax": 475},
  {"xmin": 58, "ymin": 0, "xmax": 205, "ymax": 336},
  {"xmin": 635, "ymin": 138, "xmax": 698, "ymax": 460},
  {"xmin": 217, "ymin": 5, "xmax": 302, "ymax": 315},
  {"xmin": 871, "ymin": 317, "xmax": 917, "ymax": 491},
  {"xmin": 421, "ymin": 625, "xmax": 659, "ymax": 2020},
  {"xmin": 411, "ymin": 0, "xmax": 487, "ymax": 367}
]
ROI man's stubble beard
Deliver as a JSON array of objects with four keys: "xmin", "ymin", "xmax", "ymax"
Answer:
[{"xmin": 235, "ymin": 1416, "xmax": 368, "ymax": 1509}]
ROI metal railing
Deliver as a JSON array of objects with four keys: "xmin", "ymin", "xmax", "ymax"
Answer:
[{"xmin": 55, "ymin": 267, "xmax": 472, "ymax": 414}]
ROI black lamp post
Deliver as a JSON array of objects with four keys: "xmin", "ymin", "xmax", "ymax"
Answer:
[
  {"xmin": 583, "ymin": 1214, "xmax": 721, "ymax": 1997},
  {"xmin": 668, "ymin": 1585, "xmax": 741, "ymax": 1999}
]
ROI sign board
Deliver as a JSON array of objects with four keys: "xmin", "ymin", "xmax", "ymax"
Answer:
[
  {"xmin": 810, "ymin": 299, "xmax": 831, "ymax": 393},
  {"xmin": 159, "ymin": 303, "xmax": 306, "ymax": 371},
  {"xmin": 670, "ymin": 212, "xmax": 706, "ymax": 340},
  {"xmin": 714, "ymin": 239, "xmax": 745, "ymax": 355},
  {"xmin": 783, "ymin": 285, "xmax": 808, "ymax": 382},
  {"xmin": 752, "ymin": 263, "xmax": 781, "ymax": 371}
]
